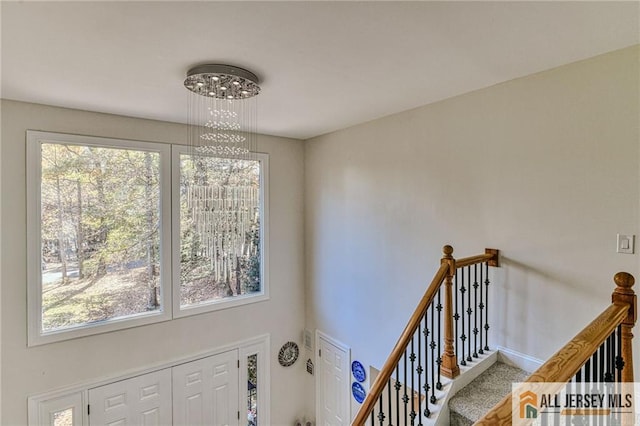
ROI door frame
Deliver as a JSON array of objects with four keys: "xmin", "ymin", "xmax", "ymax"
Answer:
[{"xmin": 315, "ymin": 330, "xmax": 351, "ymax": 426}]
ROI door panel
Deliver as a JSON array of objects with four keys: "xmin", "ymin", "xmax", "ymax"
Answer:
[
  {"xmin": 88, "ymin": 369, "xmax": 171, "ymax": 426},
  {"xmin": 317, "ymin": 334, "xmax": 350, "ymax": 426},
  {"xmin": 173, "ymin": 349, "xmax": 239, "ymax": 426}
]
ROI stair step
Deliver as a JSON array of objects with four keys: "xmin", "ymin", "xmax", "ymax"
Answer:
[{"xmin": 449, "ymin": 361, "xmax": 528, "ymax": 425}]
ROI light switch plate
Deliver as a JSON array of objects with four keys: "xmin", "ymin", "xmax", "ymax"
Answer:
[{"xmin": 617, "ymin": 234, "xmax": 635, "ymax": 254}]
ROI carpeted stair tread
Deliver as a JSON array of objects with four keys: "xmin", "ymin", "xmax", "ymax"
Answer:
[{"xmin": 449, "ymin": 362, "xmax": 528, "ymax": 425}]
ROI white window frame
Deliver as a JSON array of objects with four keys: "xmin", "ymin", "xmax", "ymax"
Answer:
[
  {"xmin": 27, "ymin": 131, "xmax": 173, "ymax": 346},
  {"xmin": 171, "ymin": 145, "xmax": 270, "ymax": 318}
]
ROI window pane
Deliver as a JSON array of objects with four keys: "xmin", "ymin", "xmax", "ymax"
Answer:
[
  {"xmin": 52, "ymin": 408, "xmax": 73, "ymax": 426},
  {"xmin": 179, "ymin": 154, "xmax": 261, "ymax": 307},
  {"xmin": 40, "ymin": 143, "xmax": 161, "ymax": 332},
  {"xmin": 247, "ymin": 354, "xmax": 258, "ymax": 426}
]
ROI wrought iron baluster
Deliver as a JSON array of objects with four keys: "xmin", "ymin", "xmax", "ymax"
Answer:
[
  {"xmin": 605, "ymin": 333, "xmax": 614, "ymax": 383},
  {"xmin": 427, "ymin": 300, "xmax": 435, "ymax": 404},
  {"xmin": 395, "ymin": 365, "xmax": 401, "ymax": 426},
  {"xmin": 584, "ymin": 359, "xmax": 591, "ymax": 383},
  {"xmin": 484, "ymin": 262, "xmax": 490, "ymax": 351},
  {"xmin": 466, "ymin": 266, "xmax": 472, "ymax": 362},
  {"xmin": 599, "ymin": 341, "xmax": 606, "ymax": 382},
  {"xmin": 378, "ymin": 393, "xmax": 385, "ymax": 426},
  {"xmin": 422, "ymin": 312, "xmax": 431, "ymax": 418},
  {"xmin": 460, "ymin": 267, "xmax": 467, "ymax": 366},
  {"xmin": 454, "ymin": 271, "xmax": 460, "ymax": 361},
  {"xmin": 388, "ymin": 378, "xmax": 392, "ymax": 426},
  {"xmin": 436, "ymin": 288, "xmax": 442, "ymax": 390},
  {"xmin": 479, "ymin": 263, "xmax": 484, "ymax": 355},
  {"xmin": 410, "ymin": 338, "xmax": 416, "ymax": 425},
  {"xmin": 417, "ymin": 316, "xmax": 423, "ymax": 426},
  {"xmin": 403, "ymin": 351, "xmax": 408, "ymax": 426},
  {"xmin": 616, "ymin": 324, "xmax": 624, "ymax": 383},
  {"xmin": 371, "ymin": 408, "xmax": 375, "ymax": 426},
  {"xmin": 473, "ymin": 264, "xmax": 479, "ymax": 358}
]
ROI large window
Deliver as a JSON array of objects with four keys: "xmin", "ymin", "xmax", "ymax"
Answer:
[
  {"xmin": 172, "ymin": 146, "xmax": 269, "ymax": 317},
  {"xmin": 27, "ymin": 132, "xmax": 268, "ymax": 345}
]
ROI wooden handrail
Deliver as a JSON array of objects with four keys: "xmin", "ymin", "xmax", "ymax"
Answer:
[
  {"xmin": 351, "ymin": 262, "xmax": 449, "ymax": 425},
  {"xmin": 456, "ymin": 249, "xmax": 499, "ymax": 269},
  {"xmin": 476, "ymin": 272, "xmax": 636, "ymax": 425}
]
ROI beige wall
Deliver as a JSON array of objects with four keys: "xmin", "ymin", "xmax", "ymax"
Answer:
[
  {"xmin": 0, "ymin": 100, "xmax": 307, "ymax": 425},
  {"xmin": 304, "ymin": 46, "xmax": 639, "ymax": 418}
]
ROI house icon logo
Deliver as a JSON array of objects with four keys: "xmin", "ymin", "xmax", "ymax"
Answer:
[{"xmin": 519, "ymin": 390, "xmax": 538, "ymax": 419}]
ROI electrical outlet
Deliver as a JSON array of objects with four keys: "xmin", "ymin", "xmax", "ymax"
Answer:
[{"xmin": 617, "ymin": 234, "xmax": 635, "ymax": 254}]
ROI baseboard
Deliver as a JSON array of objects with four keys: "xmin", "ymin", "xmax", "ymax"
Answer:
[{"xmin": 496, "ymin": 346, "xmax": 543, "ymax": 373}]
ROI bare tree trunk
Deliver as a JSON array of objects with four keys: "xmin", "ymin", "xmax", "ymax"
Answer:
[
  {"xmin": 76, "ymin": 180, "xmax": 84, "ymax": 279},
  {"xmin": 235, "ymin": 256, "xmax": 242, "ymax": 295},
  {"xmin": 56, "ymin": 175, "xmax": 68, "ymax": 282},
  {"xmin": 92, "ymin": 151, "xmax": 107, "ymax": 276},
  {"xmin": 145, "ymin": 152, "xmax": 159, "ymax": 309}
]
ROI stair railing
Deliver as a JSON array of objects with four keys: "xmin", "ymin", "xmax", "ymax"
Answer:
[
  {"xmin": 476, "ymin": 272, "xmax": 636, "ymax": 425},
  {"xmin": 352, "ymin": 245, "xmax": 499, "ymax": 426}
]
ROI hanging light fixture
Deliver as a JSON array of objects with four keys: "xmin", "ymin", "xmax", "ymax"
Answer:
[{"xmin": 184, "ymin": 64, "xmax": 260, "ymax": 159}]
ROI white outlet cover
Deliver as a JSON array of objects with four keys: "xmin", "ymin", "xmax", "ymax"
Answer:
[{"xmin": 617, "ymin": 234, "xmax": 635, "ymax": 254}]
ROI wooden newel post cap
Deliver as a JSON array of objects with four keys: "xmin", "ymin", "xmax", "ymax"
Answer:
[
  {"xmin": 442, "ymin": 245, "xmax": 454, "ymax": 257},
  {"xmin": 615, "ymin": 272, "xmax": 635, "ymax": 292}
]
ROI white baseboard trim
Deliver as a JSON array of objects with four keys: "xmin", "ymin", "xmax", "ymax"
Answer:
[{"xmin": 496, "ymin": 346, "xmax": 543, "ymax": 373}]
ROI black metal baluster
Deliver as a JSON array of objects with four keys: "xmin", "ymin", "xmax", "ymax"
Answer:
[
  {"xmin": 616, "ymin": 324, "xmax": 624, "ymax": 382},
  {"xmin": 605, "ymin": 334, "xmax": 613, "ymax": 382},
  {"xmin": 473, "ymin": 264, "xmax": 479, "ymax": 358},
  {"xmin": 454, "ymin": 271, "xmax": 459, "ymax": 361},
  {"xmin": 436, "ymin": 288, "xmax": 442, "ymax": 390},
  {"xmin": 584, "ymin": 359, "xmax": 591, "ymax": 382},
  {"xmin": 460, "ymin": 267, "xmax": 467, "ymax": 366},
  {"xmin": 466, "ymin": 266, "xmax": 472, "ymax": 362},
  {"xmin": 410, "ymin": 338, "xmax": 416, "ymax": 425},
  {"xmin": 378, "ymin": 393, "xmax": 385, "ymax": 426},
  {"xmin": 422, "ymin": 313, "xmax": 430, "ymax": 419},
  {"xmin": 599, "ymin": 341, "xmax": 606, "ymax": 382},
  {"xmin": 610, "ymin": 331, "xmax": 616, "ymax": 384},
  {"xmin": 403, "ymin": 351, "xmax": 408, "ymax": 426},
  {"xmin": 388, "ymin": 378, "xmax": 392, "ymax": 426},
  {"xmin": 395, "ymin": 365, "xmax": 401, "ymax": 426},
  {"xmin": 479, "ymin": 263, "xmax": 484, "ymax": 355},
  {"xmin": 371, "ymin": 409, "xmax": 375, "ymax": 426},
  {"xmin": 429, "ymin": 300, "xmax": 436, "ymax": 405},
  {"xmin": 484, "ymin": 262, "xmax": 490, "ymax": 351},
  {"xmin": 417, "ymin": 317, "xmax": 423, "ymax": 426}
]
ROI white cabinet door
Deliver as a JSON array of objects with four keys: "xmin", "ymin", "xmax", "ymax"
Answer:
[
  {"xmin": 88, "ymin": 369, "xmax": 172, "ymax": 426},
  {"xmin": 172, "ymin": 349, "xmax": 239, "ymax": 426}
]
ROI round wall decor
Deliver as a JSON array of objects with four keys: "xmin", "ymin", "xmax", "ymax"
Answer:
[
  {"xmin": 352, "ymin": 382, "xmax": 366, "ymax": 403},
  {"xmin": 278, "ymin": 341, "xmax": 299, "ymax": 367},
  {"xmin": 351, "ymin": 360, "xmax": 366, "ymax": 382}
]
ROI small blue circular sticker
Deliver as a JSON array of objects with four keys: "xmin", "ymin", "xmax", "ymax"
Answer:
[
  {"xmin": 352, "ymin": 382, "xmax": 366, "ymax": 403},
  {"xmin": 351, "ymin": 360, "xmax": 366, "ymax": 383}
]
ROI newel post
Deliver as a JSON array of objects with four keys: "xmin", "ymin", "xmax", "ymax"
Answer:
[
  {"xmin": 612, "ymin": 272, "xmax": 636, "ymax": 383},
  {"xmin": 440, "ymin": 245, "xmax": 460, "ymax": 379}
]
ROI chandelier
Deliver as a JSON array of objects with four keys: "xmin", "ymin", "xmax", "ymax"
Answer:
[{"xmin": 184, "ymin": 64, "xmax": 260, "ymax": 159}]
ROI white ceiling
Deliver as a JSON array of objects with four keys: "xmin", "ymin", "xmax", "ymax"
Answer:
[{"xmin": 1, "ymin": 1, "xmax": 638, "ymax": 140}]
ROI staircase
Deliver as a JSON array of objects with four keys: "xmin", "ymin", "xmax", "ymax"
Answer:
[{"xmin": 448, "ymin": 362, "xmax": 527, "ymax": 425}]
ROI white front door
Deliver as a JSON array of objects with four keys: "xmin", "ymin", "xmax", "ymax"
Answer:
[
  {"xmin": 172, "ymin": 349, "xmax": 240, "ymax": 426},
  {"xmin": 316, "ymin": 332, "xmax": 350, "ymax": 426},
  {"xmin": 88, "ymin": 369, "xmax": 172, "ymax": 426}
]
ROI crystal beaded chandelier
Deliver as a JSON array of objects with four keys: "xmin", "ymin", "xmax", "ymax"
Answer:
[{"xmin": 184, "ymin": 64, "xmax": 260, "ymax": 159}]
